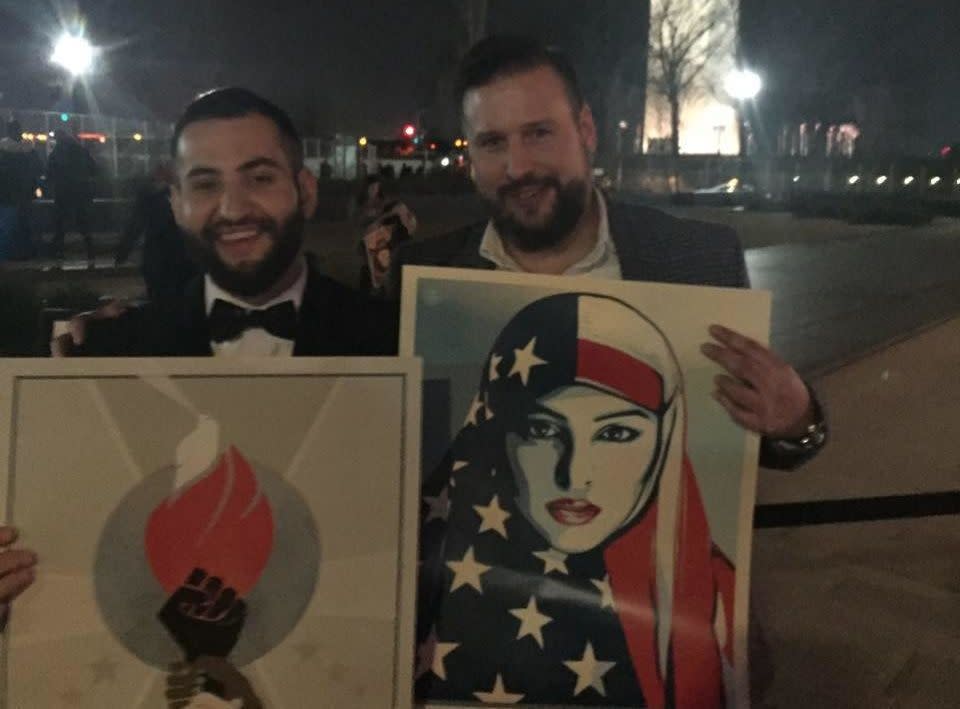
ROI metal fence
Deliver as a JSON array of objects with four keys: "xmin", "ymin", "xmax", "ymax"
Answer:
[
  {"xmin": 1, "ymin": 108, "xmax": 174, "ymax": 181},
  {"xmin": 2, "ymin": 108, "xmax": 362, "ymax": 182}
]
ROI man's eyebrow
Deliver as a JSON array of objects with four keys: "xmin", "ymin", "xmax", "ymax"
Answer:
[
  {"xmin": 474, "ymin": 129, "xmax": 505, "ymax": 142},
  {"xmin": 184, "ymin": 166, "xmax": 219, "ymax": 180},
  {"xmin": 237, "ymin": 157, "xmax": 284, "ymax": 171},
  {"xmin": 521, "ymin": 119, "xmax": 555, "ymax": 130},
  {"xmin": 183, "ymin": 157, "xmax": 285, "ymax": 181}
]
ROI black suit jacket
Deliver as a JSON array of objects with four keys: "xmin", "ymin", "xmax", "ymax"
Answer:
[
  {"xmin": 394, "ymin": 200, "xmax": 822, "ymax": 471},
  {"xmin": 78, "ymin": 260, "xmax": 396, "ymax": 357}
]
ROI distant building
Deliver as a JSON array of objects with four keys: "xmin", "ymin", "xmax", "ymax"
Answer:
[
  {"xmin": 643, "ymin": 0, "xmax": 741, "ymax": 155},
  {"xmin": 778, "ymin": 122, "xmax": 860, "ymax": 159}
]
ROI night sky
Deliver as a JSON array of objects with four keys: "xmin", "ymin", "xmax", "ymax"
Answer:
[{"xmin": 1, "ymin": 0, "xmax": 958, "ymax": 153}]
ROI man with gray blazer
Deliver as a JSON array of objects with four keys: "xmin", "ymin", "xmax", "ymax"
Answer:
[{"xmin": 393, "ymin": 35, "xmax": 827, "ymax": 470}]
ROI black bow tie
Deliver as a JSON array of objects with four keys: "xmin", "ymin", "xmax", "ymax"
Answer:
[{"xmin": 208, "ymin": 299, "xmax": 298, "ymax": 343}]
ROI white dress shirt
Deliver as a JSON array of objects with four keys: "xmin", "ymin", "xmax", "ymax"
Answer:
[{"xmin": 478, "ymin": 188, "xmax": 623, "ymax": 280}]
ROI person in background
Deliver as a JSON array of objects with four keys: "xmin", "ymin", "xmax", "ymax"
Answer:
[
  {"xmin": 47, "ymin": 127, "xmax": 98, "ymax": 268},
  {"xmin": 0, "ymin": 119, "xmax": 42, "ymax": 260},
  {"xmin": 352, "ymin": 175, "xmax": 418, "ymax": 293}
]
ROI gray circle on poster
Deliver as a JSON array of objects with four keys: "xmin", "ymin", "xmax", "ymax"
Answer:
[{"xmin": 94, "ymin": 458, "xmax": 320, "ymax": 668}]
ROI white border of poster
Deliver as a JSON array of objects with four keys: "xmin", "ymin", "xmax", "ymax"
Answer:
[
  {"xmin": 402, "ymin": 266, "xmax": 769, "ymax": 709},
  {"xmin": 0, "ymin": 357, "xmax": 421, "ymax": 709}
]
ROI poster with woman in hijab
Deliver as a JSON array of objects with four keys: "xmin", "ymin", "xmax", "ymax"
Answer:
[
  {"xmin": 0, "ymin": 358, "xmax": 421, "ymax": 709},
  {"xmin": 400, "ymin": 267, "xmax": 770, "ymax": 709}
]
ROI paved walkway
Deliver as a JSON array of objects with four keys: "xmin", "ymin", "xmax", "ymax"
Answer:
[{"xmin": 753, "ymin": 317, "xmax": 960, "ymax": 708}]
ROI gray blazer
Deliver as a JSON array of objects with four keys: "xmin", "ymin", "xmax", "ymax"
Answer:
[{"xmin": 395, "ymin": 200, "xmax": 749, "ymax": 288}]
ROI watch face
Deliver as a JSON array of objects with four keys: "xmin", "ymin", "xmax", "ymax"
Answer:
[{"xmin": 801, "ymin": 423, "xmax": 827, "ymax": 448}]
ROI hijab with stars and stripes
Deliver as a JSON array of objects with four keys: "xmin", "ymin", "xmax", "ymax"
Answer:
[{"xmin": 416, "ymin": 293, "xmax": 734, "ymax": 707}]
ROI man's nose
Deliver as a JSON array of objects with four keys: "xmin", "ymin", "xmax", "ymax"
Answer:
[
  {"xmin": 506, "ymin": 139, "xmax": 537, "ymax": 181},
  {"xmin": 217, "ymin": 181, "xmax": 254, "ymax": 222}
]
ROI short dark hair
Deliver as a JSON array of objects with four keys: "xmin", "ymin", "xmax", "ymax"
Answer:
[
  {"xmin": 454, "ymin": 36, "xmax": 585, "ymax": 119},
  {"xmin": 170, "ymin": 87, "xmax": 304, "ymax": 170}
]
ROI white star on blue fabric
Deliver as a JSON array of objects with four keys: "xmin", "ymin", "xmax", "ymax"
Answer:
[
  {"xmin": 564, "ymin": 641, "xmax": 616, "ymax": 697},
  {"xmin": 447, "ymin": 546, "xmax": 491, "ymax": 593},
  {"xmin": 489, "ymin": 353, "xmax": 504, "ymax": 382},
  {"xmin": 474, "ymin": 674, "xmax": 524, "ymax": 704},
  {"xmin": 591, "ymin": 574, "xmax": 615, "ymax": 609},
  {"xmin": 423, "ymin": 486, "xmax": 450, "ymax": 523},
  {"xmin": 509, "ymin": 337, "xmax": 548, "ymax": 386},
  {"xmin": 464, "ymin": 393, "xmax": 484, "ymax": 427},
  {"xmin": 533, "ymin": 548, "xmax": 569, "ymax": 575},
  {"xmin": 509, "ymin": 596, "xmax": 553, "ymax": 649},
  {"xmin": 474, "ymin": 494, "xmax": 511, "ymax": 539}
]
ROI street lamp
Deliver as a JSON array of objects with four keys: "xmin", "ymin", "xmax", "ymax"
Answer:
[
  {"xmin": 724, "ymin": 70, "xmax": 762, "ymax": 101},
  {"xmin": 724, "ymin": 69, "xmax": 762, "ymax": 157},
  {"xmin": 50, "ymin": 33, "xmax": 96, "ymax": 77}
]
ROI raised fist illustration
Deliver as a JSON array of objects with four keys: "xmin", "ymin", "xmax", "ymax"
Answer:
[{"xmin": 159, "ymin": 568, "xmax": 246, "ymax": 661}]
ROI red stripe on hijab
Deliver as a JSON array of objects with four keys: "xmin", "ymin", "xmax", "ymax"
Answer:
[{"xmin": 576, "ymin": 339, "xmax": 663, "ymax": 410}]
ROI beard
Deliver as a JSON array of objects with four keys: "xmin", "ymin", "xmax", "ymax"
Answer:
[
  {"xmin": 487, "ymin": 174, "xmax": 590, "ymax": 253},
  {"xmin": 186, "ymin": 207, "xmax": 305, "ymax": 298}
]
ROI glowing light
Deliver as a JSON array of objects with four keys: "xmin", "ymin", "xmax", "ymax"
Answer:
[
  {"xmin": 358, "ymin": 136, "xmax": 368, "ymax": 147},
  {"xmin": 48, "ymin": 131, "xmax": 55, "ymax": 137},
  {"xmin": 929, "ymin": 176, "xmax": 941, "ymax": 186},
  {"xmin": 51, "ymin": 34, "xmax": 95, "ymax": 77},
  {"xmin": 848, "ymin": 175, "xmax": 860, "ymax": 185},
  {"xmin": 956, "ymin": 177, "xmax": 960, "ymax": 186},
  {"xmin": 875, "ymin": 175, "xmax": 888, "ymax": 185},
  {"xmin": 725, "ymin": 177, "xmax": 740, "ymax": 193},
  {"xmin": 903, "ymin": 176, "xmax": 915, "ymax": 186},
  {"xmin": 36, "ymin": 134, "xmax": 47, "ymax": 143},
  {"xmin": 132, "ymin": 133, "xmax": 143, "ymax": 142},
  {"xmin": 20, "ymin": 132, "xmax": 31, "ymax": 141},
  {"xmin": 792, "ymin": 175, "xmax": 800, "ymax": 183},
  {"xmin": 440, "ymin": 156, "xmax": 451, "ymax": 167},
  {"xmin": 403, "ymin": 124, "xmax": 416, "ymax": 138},
  {"xmin": 59, "ymin": 114, "xmax": 69, "ymax": 123},
  {"xmin": 724, "ymin": 69, "xmax": 762, "ymax": 101},
  {"xmin": 618, "ymin": 120, "xmax": 629, "ymax": 130},
  {"xmin": 454, "ymin": 138, "xmax": 463, "ymax": 148},
  {"xmin": 462, "ymin": 140, "xmax": 469, "ymax": 147},
  {"xmin": 34, "ymin": 188, "xmax": 43, "ymax": 199}
]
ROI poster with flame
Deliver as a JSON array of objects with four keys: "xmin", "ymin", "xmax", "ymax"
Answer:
[
  {"xmin": 0, "ymin": 357, "xmax": 422, "ymax": 709},
  {"xmin": 400, "ymin": 267, "xmax": 769, "ymax": 709}
]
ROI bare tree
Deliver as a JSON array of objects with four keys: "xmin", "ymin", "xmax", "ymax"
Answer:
[{"xmin": 647, "ymin": 0, "xmax": 736, "ymax": 155}]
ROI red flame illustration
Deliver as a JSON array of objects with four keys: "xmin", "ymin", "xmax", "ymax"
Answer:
[{"xmin": 145, "ymin": 446, "xmax": 274, "ymax": 596}]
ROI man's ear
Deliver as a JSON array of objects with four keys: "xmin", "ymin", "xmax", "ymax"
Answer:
[
  {"xmin": 169, "ymin": 182, "xmax": 184, "ymax": 226},
  {"xmin": 297, "ymin": 167, "xmax": 318, "ymax": 219},
  {"xmin": 578, "ymin": 103, "xmax": 599, "ymax": 157}
]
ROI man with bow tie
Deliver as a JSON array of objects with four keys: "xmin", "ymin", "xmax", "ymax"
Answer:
[
  {"xmin": 6, "ymin": 87, "xmax": 394, "ymax": 680},
  {"xmin": 52, "ymin": 87, "xmax": 393, "ymax": 358}
]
